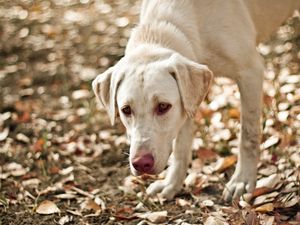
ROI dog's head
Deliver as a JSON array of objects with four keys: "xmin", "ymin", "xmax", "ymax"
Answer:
[{"xmin": 92, "ymin": 47, "xmax": 213, "ymax": 175}]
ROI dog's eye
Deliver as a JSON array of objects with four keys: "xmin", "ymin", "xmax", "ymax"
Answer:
[
  {"xmin": 121, "ymin": 106, "xmax": 132, "ymax": 116},
  {"xmin": 156, "ymin": 103, "xmax": 172, "ymax": 115}
]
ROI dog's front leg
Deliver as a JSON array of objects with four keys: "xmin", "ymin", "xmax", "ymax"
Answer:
[
  {"xmin": 147, "ymin": 118, "xmax": 194, "ymax": 200},
  {"xmin": 223, "ymin": 56, "xmax": 264, "ymax": 201}
]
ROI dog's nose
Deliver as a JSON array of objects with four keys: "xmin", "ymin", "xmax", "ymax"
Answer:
[{"xmin": 132, "ymin": 154, "xmax": 154, "ymax": 174}]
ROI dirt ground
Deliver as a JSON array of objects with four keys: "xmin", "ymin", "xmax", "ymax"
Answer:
[{"xmin": 0, "ymin": 1, "xmax": 299, "ymax": 224}]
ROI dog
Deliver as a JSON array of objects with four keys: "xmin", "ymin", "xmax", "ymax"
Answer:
[{"xmin": 92, "ymin": 0, "xmax": 300, "ymax": 202}]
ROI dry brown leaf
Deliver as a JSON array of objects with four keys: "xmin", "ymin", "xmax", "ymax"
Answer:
[
  {"xmin": 254, "ymin": 203, "xmax": 274, "ymax": 212},
  {"xmin": 72, "ymin": 89, "xmax": 91, "ymax": 100},
  {"xmin": 4, "ymin": 162, "xmax": 27, "ymax": 177},
  {"xmin": 119, "ymin": 175, "xmax": 140, "ymax": 194},
  {"xmin": 214, "ymin": 155, "xmax": 237, "ymax": 172},
  {"xmin": 282, "ymin": 196, "xmax": 299, "ymax": 208},
  {"xmin": 49, "ymin": 166, "xmax": 60, "ymax": 175},
  {"xmin": 55, "ymin": 193, "xmax": 77, "ymax": 199},
  {"xmin": 259, "ymin": 165, "xmax": 277, "ymax": 176},
  {"xmin": 71, "ymin": 186, "xmax": 94, "ymax": 198},
  {"xmin": 176, "ymin": 198, "xmax": 191, "ymax": 207},
  {"xmin": 256, "ymin": 174, "xmax": 281, "ymax": 189},
  {"xmin": 204, "ymin": 216, "xmax": 229, "ymax": 225},
  {"xmin": 253, "ymin": 192, "xmax": 279, "ymax": 206},
  {"xmin": 22, "ymin": 178, "xmax": 41, "ymax": 187},
  {"xmin": 135, "ymin": 211, "xmax": 168, "ymax": 223},
  {"xmin": 197, "ymin": 148, "xmax": 218, "ymax": 161},
  {"xmin": 261, "ymin": 215, "xmax": 275, "ymax": 225},
  {"xmin": 296, "ymin": 212, "xmax": 300, "ymax": 221},
  {"xmin": 290, "ymin": 152, "xmax": 300, "ymax": 167},
  {"xmin": 201, "ymin": 200, "xmax": 214, "ymax": 208},
  {"xmin": 58, "ymin": 215, "xmax": 72, "ymax": 225},
  {"xmin": 245, "ymin": 211, "xmax": 259, "ymax": 225},
  {"xmin": 16, "ymin": 111, "xmax": 31, "ymax": 123},
  {"xmin": 36, "ymin": 200, "xmax": 60, "ymax": 215},
  {"xmin": 228, "ymin": 108, "xmax": 240, "ymax": 119},
  {"xmin": 192, "ymin": 158, "xmax": 204, "ymax": 170},
  {"xmin": 0, "ymin": 127, "xmax": 9, "ymax": 141},
  {"xmin": 80, "ymin": 199, "xmax": 101, "ymax": 213},
  {"xmin": 252, "ymin": 187, "xmax": 272, "ymax": 198},
  {"xmin": 261, "ymin": 136, "xmax": 280, "ymax": 149},
  {"xmin": 115, "ymin": 207, "xmax": 136, "ymax": 220},
  {"xmin": 185, "ymin": 172, "xmax": 201, "ymax": 187},
  {"xmin": 33, "ymin": 138, "xmax": 45, "ymax": 152},
  {"xmin": 16, "ymin": 133, "xmax": 30, "ymax": 143}
]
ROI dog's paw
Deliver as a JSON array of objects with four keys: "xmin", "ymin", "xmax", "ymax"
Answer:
[
  {"xmin": 222, "ymin": 169, "xmax": 256, "ymax": 202},
  {"xmin": 146, "ymin": 180, "xmax": 182, "ymax": 200}
]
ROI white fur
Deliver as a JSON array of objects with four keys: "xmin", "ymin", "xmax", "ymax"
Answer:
[{"xmin": 93, "ymin": 0, "xmax": 300, "ymax": 201}]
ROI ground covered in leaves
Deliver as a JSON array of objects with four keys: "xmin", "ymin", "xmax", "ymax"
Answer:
[{"xmin": 0, "ymin": 1, "xmax": 300, "ymax": 224}]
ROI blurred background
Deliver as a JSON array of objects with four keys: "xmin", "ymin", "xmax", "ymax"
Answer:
[{"xmin": 0, "ymin": 1, "xmax": 299, "ymax": 224}]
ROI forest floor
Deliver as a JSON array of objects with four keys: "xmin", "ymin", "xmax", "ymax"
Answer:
[{"xmin": 0, "ymin": 1, "xmax": 299, "ymax": 224}]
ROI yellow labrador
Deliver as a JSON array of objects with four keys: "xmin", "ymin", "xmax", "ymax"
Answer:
[{"xmin": 93, "ymin": 0, "xmax": 300, "ymax": 201}]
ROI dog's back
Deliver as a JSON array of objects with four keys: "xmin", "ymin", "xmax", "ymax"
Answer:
[{"xmin": 244, "ymin": 0, "xmax": 300, "ymax": 42}]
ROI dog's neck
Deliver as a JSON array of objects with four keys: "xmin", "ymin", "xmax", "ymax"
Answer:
[{"xmin": 125, "ymin": 21, "xmax": 198, "ymax": 61}]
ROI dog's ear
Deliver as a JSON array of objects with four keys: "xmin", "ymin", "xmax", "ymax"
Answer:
[
  {"xmin": 92, "ymin": 67, "xmax": 123, "ymax": 125},
  {"xmin": 168, "ymin": 53, "xmax": 213, "ymax": 118}
]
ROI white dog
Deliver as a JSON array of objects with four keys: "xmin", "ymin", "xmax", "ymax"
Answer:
[{"xmin": 93, "ymin": 0, "xmax": 300, "ymax": 201}]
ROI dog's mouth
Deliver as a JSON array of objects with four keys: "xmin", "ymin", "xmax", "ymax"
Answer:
[
  {"xmin": 132, "ymin": 169, "xmax": 156, "ymax": 176},
  {"xmin": 130, "ymin": 163, "xmax": 168, "ymax": 177}
]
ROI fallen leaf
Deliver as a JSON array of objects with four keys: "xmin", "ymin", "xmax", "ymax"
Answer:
[
  {"xmin": 36, "ymin": 200, "xmax": 60, "ymax": 215},
  {"xmin": 256, "ymin": 174, "xmax": 281, "ymax": 189},
  {"xmin": 176, "ymin": 198, "xmax": 191, "ymax": 207},
  {"xmin": 59, "ymin": 166, "xmax": 74, "ymax": 175},
  {"xmin": 33, "ymin": 138, "xmax": 45, "ymax": 152},
  {"xmin": 282, "ymin": 195, "xmax": 299, "ymax": 208},
  {"xmin": 119, "ymin": 175, "xmax": 139, "ymax": 194},
  {"xmin": 253, "ymin": 192, "xmax": 277, "ymax": 206},
  {"xmin": 115, "ymin": 207, "xmax": 136, "ymax": 220},
  {"xmin": 252, "ymin": 187, "xmax": 272, "ymax": 198},
  {"xmin": 258, "ymin": 165, "xmax": 277, "ymax": 176},
  {"xmin": 49, "ymin": 166, "xmax": 60, "ymax": 175},
  {"xmin": 80, "ymin": 199, "xmax": 101, "ymax": 214},
  {"xmin": 214, "ymin": 155, "xmax": 237, "ymax": 172},
  {"xmin": 261, "ymin": 215, "xmax": 275, "ymax": 225},
  {"xmin": 72, "ymin": 89, "xmax": 91, "ymax": 100},
  {"xmin": 0, "ymin": 127, "xmax": 9, "ymax": 141},
  {"xmin": 239, "ymin": 200, "xmax": 250, "ymax": 208},
  {"xmin": 277, "ymin": 111, "xmax": 289, "ymax": 122},
  {"xmin": 17, "ymin": 111, "xmax": 31, "ymax": 123},
  {"xmin": 295, "ymin": 212, "xmax": 300, "ymax": 221},
  {"xmin": 67, "ymin": 209, "xmax": 82, "ymax": 217},
  {"xmin": 254, "ymin": 203, "xmax": 274, "ymax": 212},
  {"xmin": 245, "ymin": 211, "xmax": 259, "ymax": 225},
  {"xmin": 290, "ymin": 152, "xmax": 300, "ymax": 167},
  {"xmin": 192, "ymin": 158, "xmax": 204, "ymax": 170},
  {"xmin": 261, "ymin": 136, "xmax": 280, "ymax": 149},
  {"xmin": 204, "ymin": 216, "xmax": 229, "ymax": 225},
  {"xmin": 59, "ymin": 215, "xmax": 72, "ymax": 225},
  {"xmin": 280, "ymin": 84, "xmax": 295, "ymax": 93},
  {"xmin": 228, "ymin": 108, "xmax": 240, "ymax": 119},
  {"xmin": 55, "ymin": 193, "xmax": 77, "ymax": 199},
  {"xmin": 16, "ymin": 133, "xmax": 30, "ymax": 143},
  {"xmin": 201, "ymin": 200, "xmax": 214, "ymax": 208},
  {"xmin": 135, "ymin": 211, "xmax": 168, "ymax": 223},
  {"xmin": 197, "ymin": 148, "xmax": 218, "ymax": 161},
  {"xmin": 71, "ymin": 186, "xmax": 94, "ymax": 198},
  {"xmin": 22, "ymin": 178, "xmax": 41, "ymax": 187},
  {"xmin": 185, "ymin": 172, "xmax": 200, "ymax": 187}
]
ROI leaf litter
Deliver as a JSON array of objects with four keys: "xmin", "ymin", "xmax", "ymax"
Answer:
[{"xmin": 0, "ymin": 0, "xmax": 300, "ymax": 224}]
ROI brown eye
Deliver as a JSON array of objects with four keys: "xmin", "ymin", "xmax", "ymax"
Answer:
[
  {"xmin": 156, "ymin": 103, "xmax": 172, "ymax": 115},
  {"xmin": 121, "ymin": 106, "xmax": 132, "ymax": 116}
]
